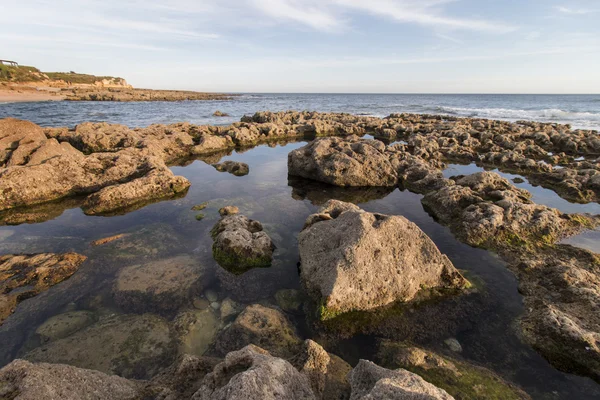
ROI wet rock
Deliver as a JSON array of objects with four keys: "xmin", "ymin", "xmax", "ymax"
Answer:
[
  {"xmin": 275, "ymin": 288, "xmax": 304, "ymax": 314},
  {"xmin": 90, "ymin": 233, "xmax": 128, "ymax": 246},
  {"xmin": 175, "ymin": 309, "xmax": 220, "ymax": 357},
  {"xmin": 375, "ymin": 340, "xmax": 531, "ymax": 400},
  {"xmin": 218, "ymin": 205, "xmax": 239, "ymax": 216},
  {"xmin": 211, "ymin": 214, "xmax": 275, "ymax": 274},
  {"xmin": 23, "ymin": 313, "xmax": 176, "ymax": 380},
  {"xmin": 219, "ymin": 297, "xmax": 241, "ymax": 321},
  {"xmin": 0, "ymin": 252, "xmax": 87, "ymax": 324},
  {"xmin": 215, "ymin": 304, "xmax": 302, "ymax": 358},
  {"xmin": 290, "ymin": 339, "xmax": 352, "ymax": 400},
  {"xmin": 149, "ymin": 354, "xmax": 221, "ymax": 399},
  {"xmin": 192, "ymin": 202, "xmax": 208, "ymax": 211},
  {"xmin": 35, "ymin": 311, "xmax": 96, "ymax": 344},
  {"xmin": 348, "ymin": 359, "xmax": 454, "ymax": 400},
  {"xmin": 0, "ymin": 359, "xmax": 142, "ymax": 400},
  {"xmin": 193, "ymin": 344, "xmax": 315, "ymax": 400},
  {"xmin": 288, "ymin": 136, "xmax": 398, "ymax": 187},
  {"xmin": 212, "ymin": 160, "xmax": 250, "ymax": 176},
  {"xmin": 113, "ymin": 255, "xmax": 206, "ymax": 315},
  {"xmin": 213, "ymin": 110, "xmax": 230, "ymax": 117},
  {"xmin": 289, "ymin": 176, "xmax": 395, "ymax": 206},
  {"xmin": 298, "ymin": 200, "xmax": 469, "ymax": 319}
]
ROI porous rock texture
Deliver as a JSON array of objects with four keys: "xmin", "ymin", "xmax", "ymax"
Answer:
[
  {"xmin": 0, "ymin": 252, "xmax": 87, "ymax": 325},
  {"xmin": 298, "ymin": 200, "xmax": 469, "ymax": 318}
]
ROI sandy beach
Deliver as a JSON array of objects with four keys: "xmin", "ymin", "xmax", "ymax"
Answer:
[{"xmin": 0, "ymin": 85, "xmax": 64, "ymax": 102}]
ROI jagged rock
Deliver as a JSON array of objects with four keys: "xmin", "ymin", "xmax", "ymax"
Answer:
[
  {"xmin": 113, "ymin": 255, "xmax": 206, "ymax": 315},
  {"xmin": 288, "ymin": 136, "xmax": 398, "ymax": 187},
  {"xmin": 212, "ymin": 160, "xmax": 249, "ymax": 176},
  {"xmin": 215, "ymin": 304, "xmax": 302, "ymax": 358},
  {"xmin": 298, "ymin": 200, "xmax": 469, "ymax": 319},
  {"xmin": 150, "ymin": 354, "xmax": 221, "ymax": 399},
  {"xmin": 23, "ymin": 313, "xmax": 176, "ymax": 379},
  {"xmin": 348, "ymin": 359, "xmax": 454, "ymax": 400},
  {"xmin": 211, "ymin": 214, "xmax": 275, "ymax": 274},
  {"xmin": 0, "ymin": 253, "xmax": 87, "ymax": 324},
  {"xmin": 0, "ymin": 359, "xmax": 141, "ymax": 400},
  {"xmin": 192, "ymin": 345, "xmax": 316, "ymax": 400}
]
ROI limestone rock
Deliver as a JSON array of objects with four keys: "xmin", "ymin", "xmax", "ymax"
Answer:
[
  {"xmin": 215, "ymin": 304, "xmax": 302, "ymax": 358},
  {"xmin": 113, "ymin": 255, "xmax": 205, "ymax": 315},
  {"xmin": 348, "ymin": 359, "xmax": 454, "ymax": 400},
  {"xmin": 193, "ymin": 345, "xmax": 316, "ymax": 400},
  {"xmin": 211, "ymin": 214, "xmax": 275, "ymax": 274},
  {"xmin": 288, "ymin": 137, "xmax": 398, "ymax": 187},
  {"xmin": 212, "ymin": 160, "xmax": 249, "ymax": 176},
  {"xmin": 35, "ymin": 311, "xmax": 96, "ymax": 344},
  {"xmin": 298, "ymin": 200, "xmax": 469, "ymax": 318},
  {"xmin": 174, "ymin": 308, "xmax": 220, "ymax": 357},
  {"xmin": 0, "ymin": 253, "xmax": 87, "ymax": 324}
]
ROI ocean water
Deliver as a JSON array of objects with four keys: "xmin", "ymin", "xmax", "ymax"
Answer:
[
  {"xmin": 1, "ymin": 93, "xmax": 600, "ymax": 130},
  {"xmin": 0, "ymin": 96, "xmax": 600, "ymax": 398}
]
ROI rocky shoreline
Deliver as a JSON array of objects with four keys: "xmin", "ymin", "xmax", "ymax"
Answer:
[{"xmin": 0, "ymin": 111, "xmax": 599, "ymax": 398}]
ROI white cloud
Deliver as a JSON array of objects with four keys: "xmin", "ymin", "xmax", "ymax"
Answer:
[
  {"xmin": 249, "ymin": 0, "xmax": 342, "ymax": 32},
  {"xmin": 555, "ymin": 6, "xmax": 599, "ymax": 15}
]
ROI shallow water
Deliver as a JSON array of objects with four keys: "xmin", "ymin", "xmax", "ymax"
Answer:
[
  {"xmin": 1, "ymin": 93, "xmax": 600, "ymax": 130},
  {"xmin": 443, "ymin": 163, "xmax": 600, "ymax": 215},
  {"xmin": 0, "ymin": 142, "xmax": 599, "ymax": 398}
]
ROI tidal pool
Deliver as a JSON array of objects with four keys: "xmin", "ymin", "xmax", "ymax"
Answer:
[{"xmin": 0, "ymin": 142, "xmax": 599, "ymax": 398}]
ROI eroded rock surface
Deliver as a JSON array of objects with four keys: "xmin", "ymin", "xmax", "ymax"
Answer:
[
  {"xmin": 212, "ymin": 160, "xmax": 249, "ymax": 176},
  {"xmin": 0, "ymin": 253, "xmax": 87, "ymax": 324},
  {"xmin": 299, "ymin": 200, "xmax": 469, "ymax": 319},
  {"xmin": 211, "ymin": 213, "xmax": 275, "ymax": 274}
]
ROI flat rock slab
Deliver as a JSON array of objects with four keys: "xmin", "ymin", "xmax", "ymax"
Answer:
[{"xmin": 298, "ymin": 200, "xmax": 469, "ymax": 319}]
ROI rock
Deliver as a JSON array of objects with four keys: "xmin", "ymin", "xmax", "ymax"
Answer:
[
  {"xmin": 149, "ymin": 354, "xmax": 221, "ymax": 399},
  {"xmin": 0, "ymin": 253, "xmax": 87, "ymax": 324},
  {"xmin": 288, "ymin": 137, "xmax": 398, "ymax": 187},
  {"xmin": 211, "ymin": 214, "xmax": 275, "ymax": 274},
  {"xmin": 298, "ymin": 200, "xmax": 469, "ymax": 319},
  {"xmin": 213, "ymin": 160, "xmax": 249, "ymax": 176},
  {"xmin": 113, "ymin": 255, "xmax": 205, "ymax": 315},
  {"xmin": 174, "ymin": 309, "xmax": 220, "ymax": 357},
  {"xmin": 192, "ymin": 202, "xmax": 208, "ymax": 211},
  {"xmin": 348, "ymin": 359, "xmax": 454, "ymax": 400},
  {"xmin": 375, "ymin": 340, "xmax": 531, "ymax": 400},
  {"xmin": 213, "ymin": 110, "xmax": 230, "ymax": 117},
  {"xmin": 0, "ymin": 359, "xmax": 142, "ymax": 400},
  {"xmin": 512, "ymin": 177, "xmax": 525, "ymax": 184},
  {"xmin": 443, "ymin": 338, "xmax": 462, "ymax": 353},
  {"xmin": 275, "ymin": 288, "xmax": 304, "ymax": 313},
  {"xmin": 192, "ymin": 344, "xmax": 316, "ymax": 400},
  {"xmin": 35, "ymin": 311, "xmax": 96, "ymax": 344},
  {"xmin": 90, "ymin": 233, "xmax": 128, "ymax": 246},
  {"xmin": 218, "ymin": 206, "xmax": 239, "ymax": 216},
  {"xmin": 219, "ymin": 298, "xmax": 241, "ymax": 320},
  {"xmin": 205, "ymin": 289, "xmax": 219, "ymax": 303},
  {"xmin": 290, "ymin": 340, "xmax": 352, "ymax": 400},
  {"xmin": 193, "ymin": 298, "xmax": 210, "ymax": 310},
  {"xmin": 215, "ymin": 304, "xmax": 302, "ymax": 358},
  {"xmin": 24, "ymin": 313, "xmax": 176, "ymax": 379}
]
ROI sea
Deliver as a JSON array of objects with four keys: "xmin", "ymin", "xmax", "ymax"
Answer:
[
  {"xmin": 1, "ymin": 93, "xmax": 599, "ymax": 130},
  {"xmin": 1, "ymin": 93, "xmax": 600, "ymax": 399}
]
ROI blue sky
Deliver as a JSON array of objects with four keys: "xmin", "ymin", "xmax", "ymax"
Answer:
[{"xmin": 1, "ymin": 0, "xmax": 599, "ymax": 93}]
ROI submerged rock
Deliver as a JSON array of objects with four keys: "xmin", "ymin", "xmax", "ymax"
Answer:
[
  {"xmin": 23, "ymin": 313, "xmax": 176, "ymax": 380},
  {"xmin": 348, "ymin": 359, "xmax": 454, "ymax": 400},
  {"xmin": 0, "ymin": 252, "xmax": 87, "ymax": 324},
  {"xmin": 298, "ymin": 200, "xmax": 469, "ymax": 319},
  {"xmin": 288, "ymin": 136, "xmax": 398, "ymax": 187},
  {"xmin": 174, "ymin": 308, "xmax": 220, "ymax": 357},
  {"xmin": 211, "ymin": 213, "xmax": 275, "ymax": 274},
  {"xmin": 35, "ymin": 311, "xmax": 96, "ymax": 344},
  {"xmin": 212, "ymin": 160, "xmax": 250, "ymax": 176},
  {"xmin": 193, "ymin": 344, "xmax": 316, "ymax": 400},
  {"xmin": 113, "ymin": 255, "xmax": 206, "ymax": 315},
  {"xmin": 215, "ymin": 304, "xmax": 302, "ymax": 358}
]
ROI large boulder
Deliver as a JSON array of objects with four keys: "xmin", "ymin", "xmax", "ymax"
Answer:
[
  {"xmin": 0, "ymin": 359, "xmax": 141, "ymax": 400},
  {"xmin": 348, "ymin": 359, "xmax": 454, "ymax": 400},
  {"xmin": 211, "ymin": 214, "xmax": 275, "ymax": 274},
  {"xmin": 288, "ymin": 137, "xmax": 398, "ymax": 187},
  {"xmin": 298, "ymin": 200, "xmax": 469, "ymax": 319},
  {"xmin": 215, "ymin": 304, "xmax": 302, "ymax": 358},
  {"xmin": 0, "ymin": 253, "xmax": 87, "ymax": 324},
  {"xmin": 192, "ymin": 345, "xmax": 316, "ymax": 400},
  {"xmin": 113, "ymin": 255, "xmax": 206, "ymax": 315}
]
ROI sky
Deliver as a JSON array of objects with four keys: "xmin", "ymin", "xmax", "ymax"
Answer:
[{"xmin": 1, "ymin": 0, "xmax": 599, "ymax": 93}]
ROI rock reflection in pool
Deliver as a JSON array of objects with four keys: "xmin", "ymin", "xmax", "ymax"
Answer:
[{"xmin": 0, "ymin": 142, "xmax": 599, "ymax": 399}]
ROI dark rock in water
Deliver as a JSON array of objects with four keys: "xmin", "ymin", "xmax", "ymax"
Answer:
[
  {"xmin": 23, "ymin": 313, "xmax": 177, "ymax": 380},
  {"xmin": 212, "ymin": 110, "xmax": 230, "ymax": 117},
  {"xmin": 348, "ymin": 359, "xmax": 454, "ymax": 400},
  {"xmin": 512, "ymin": 177, "xmax": 525, "ymax": 184},
  {"xmin": 215, "ymin": 304, "xmax": 302, "ymax": 358},
  {"xmin": 288, "ymin": 136, "xmax": 398, "ymax": 187},
  {"xmin": 193, "ymin": 345, "xmax": 315, "ymax": 400},
  {"xmin": 375, "ymin": 340, "xmax": 531, "ymax": 400},
  {"xmin": 212, "ymin": 160, "xmax": 249, "ymax": 177},
  {"xmin": 113, "ymin": 255, "xmax": 206, "ymax": 315},
  {"xmin": 211, "ymin": 213, "xmax": 275, "ymax": 275},
  {"xmin": 0, "ymin": 252, "xmax": 87, "ymax": 325},
  {"xmin": 298, "ymin": 200, "xmax": 469, "ymax": 319},
  {"xmin": 0, "ymin": 359, "xmax": 142, "ymax": 400}
]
